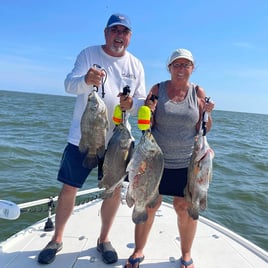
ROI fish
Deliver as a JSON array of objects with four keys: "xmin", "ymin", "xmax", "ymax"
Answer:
[
  {"xmin": 126, "ymin": 130, "xmax": 164, "ymax": 224},
  {"xmin": 184, "ymin": 130, "xmax": 215, "ymax": 220},
  {"xmin": 98, "ymin": 123, "xmax": 133, "ymax": 199},
  {"xmin": 79, "ymin": 90, "xmax": 109, "ymax": 168}
]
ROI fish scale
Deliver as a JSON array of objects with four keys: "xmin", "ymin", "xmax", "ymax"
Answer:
[
  {"xmin": 79, "ymin": 90, "xmax": 109, "ymax": 168},
  {"xmin": 98, "ymin": 123, "xmax": 133, "ymax": 199},
  {"xmin": 126, "ymin": 130, "xmax": 164, "ymax": 224},
  {"xmin": 184, "ymin": 131, "xmax": 215, "ymax": 220}
]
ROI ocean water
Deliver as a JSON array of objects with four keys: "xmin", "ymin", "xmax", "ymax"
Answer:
[{"xmin": 0, "ymin": 90, "xmax": 267, "ymax": 251}]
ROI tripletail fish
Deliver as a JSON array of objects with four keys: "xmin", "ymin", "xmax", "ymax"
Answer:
[
  {"xmin": 79, "ymin": 90, "xmax": 109, "ymax": 168},
  {"xmin": 126, "ymin": 130, "xmax": 164, "ymax": 224},
  {"xmin": 184, "ymin": 129, "xmax": 215, "ymax": 220},
  {"xmin": 98, "ymin": 123, "xmax": 133, "ymax": 199}
]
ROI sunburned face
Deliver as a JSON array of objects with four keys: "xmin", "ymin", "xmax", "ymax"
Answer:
[
  {"xmin": 104, "ymin": 25, "xmax": 132, "ymax": 56},
  {"xmin": 169, "ymin": 59, "xmax": 194, "ymax": 82}
]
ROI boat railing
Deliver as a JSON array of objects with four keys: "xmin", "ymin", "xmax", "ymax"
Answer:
[
  {"xmin": 17, "ymin": 187, "xmax": 104, "ymax": 232},
  {"xmin": 18, "ymin": 187, "xmax": 103, "ymax": 209}
]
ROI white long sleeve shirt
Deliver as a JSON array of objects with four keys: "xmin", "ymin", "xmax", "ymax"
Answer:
[{"xmin": 64, "ymin": 45, "xmax": 146, "ymax": 147}]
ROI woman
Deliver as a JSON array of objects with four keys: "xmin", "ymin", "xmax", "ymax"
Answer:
[{"xmin": 125, "ymin": 48, "xmax": 215, "ymax": 268}]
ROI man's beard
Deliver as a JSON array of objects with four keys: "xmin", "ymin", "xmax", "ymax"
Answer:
[{"xmin": 110, "ymin": 44, "xmax": 125, "ymax": 54}]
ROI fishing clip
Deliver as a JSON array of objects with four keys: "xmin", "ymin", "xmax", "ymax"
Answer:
[
  {"xmin": 121, "ymin": 85, "xmax": 131, "ymax": 124},
  {"xmin": 93, "ymin": 64, "xmax": 107, "ymax": 98},
  {"xmin": 202, "ymin": 97, "xmax": 211, "ymax": 136}
]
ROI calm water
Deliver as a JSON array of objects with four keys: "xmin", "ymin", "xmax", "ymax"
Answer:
[{"xmin": 0, "ymin": 90, "xmax": 267, "ymax": 251}]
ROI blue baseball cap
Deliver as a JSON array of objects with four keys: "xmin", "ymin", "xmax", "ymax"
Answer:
[{"xmin": 106, "ymin": 13, "xmax": 132, "ymax": 31}]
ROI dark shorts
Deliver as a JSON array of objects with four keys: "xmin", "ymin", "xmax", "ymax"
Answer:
[
  {"xmin": 57, "ymin": 142, "xmax": 134, "ymax": 188},
  {"xmin": 159, "ymin": 168, "xmax": 188, "ymax": 197},
  {"xmin": 57, "ymin": 143, "xmax": 101, "ymax": 188}
]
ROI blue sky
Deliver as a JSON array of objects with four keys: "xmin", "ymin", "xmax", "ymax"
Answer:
[{"xmin": 0, "ymin": 1, "xmax": 267, "ymax": 114}]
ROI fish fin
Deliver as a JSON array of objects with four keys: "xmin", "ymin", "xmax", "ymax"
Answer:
[
  {"xmin": 147, "ymin": 193, "xmax": 160, "ymax": 208},
  {"xmin": 199, "ymin": 197, "xmax": 207, "ymax": 211},
  {"xmin": 78, "ymin": 143, "xmax": 87, "ymax": 153},
  {"xmin": 132, "ymin": 207, "xmax": 148, "ymax": 224},
  {"xmin": 183, "ymin": 185, "xmax": 192, "ymax": 203},
  {"xmin": 82, "ymin": 155, "xmax": 98, "ymax": 169},
  {"xmin": 187, "ymin": 206, "xmax": 199, "ymax": 220},
  {"xmin": 126, "ymin": 193, "xmax": 134, "ymax": 208},
  {"xmin": 125, "ymin": 142, "xmax": 134, "ymax": 165},
  {"xmin": 97, "ymin": 146, "xmax": 106, "ymax": 159}
]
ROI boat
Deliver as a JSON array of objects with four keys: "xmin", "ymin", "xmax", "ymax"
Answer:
[{"xmin": 0, "ymin": 186, "xmax": 268, "ymax": 268}]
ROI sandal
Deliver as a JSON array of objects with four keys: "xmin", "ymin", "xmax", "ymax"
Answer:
[
  {"xmin": 97, "ymin": 239, "xmax": 118, "ymax": 264},
  {"xmin": 125, "ymin": 255, "xmax": 145, "ymax": 268},
  {"xmin": 38, "ymin": 240, "xmax": 63, "ymax": 264},
  {"xmin": 180, "ymin": 257, "xmax": 194, "ymax": 268}
]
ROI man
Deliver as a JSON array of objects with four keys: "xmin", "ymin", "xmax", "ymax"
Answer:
[{"xmin": 38, "ymin": 13, "xmax": 146, "ymax": 265}]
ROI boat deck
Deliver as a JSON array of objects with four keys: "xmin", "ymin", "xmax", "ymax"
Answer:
[{"xmin": 1, "ymin": 198, "xmax": 267, "ymax": 267}]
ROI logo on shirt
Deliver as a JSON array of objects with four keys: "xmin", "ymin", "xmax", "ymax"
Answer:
[{"xmin": 122, "ymin": 72, "xmax": 136, "ymax": 80}]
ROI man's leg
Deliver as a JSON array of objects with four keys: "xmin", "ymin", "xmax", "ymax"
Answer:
[
  {"xmin": 97, "ymin": 186, "xmax": 121, "ymax": 264},
  {"xmin": 52, "ymin": 184, "xmax": 78, "ymax": 242},
  {"xmin": 99, "ymin": 186, "xmax": 121, "ymax": 242},
  {"xmin": 38, "ymin": 184, "xmax": 77, "ymax": 264}
]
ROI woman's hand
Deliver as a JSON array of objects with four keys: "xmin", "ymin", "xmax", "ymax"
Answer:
[
  {"xmin": 204, "ymin": 99, "xmax": 215, "ymax": 113},
  {"xmin": 145, "ymin": 91, "xmax": 158, "ymax": 113}
]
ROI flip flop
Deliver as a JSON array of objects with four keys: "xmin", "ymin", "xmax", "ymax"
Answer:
[
  {"xmin": 124, "ymin": 255, "xmax": 145, "ymax": 268},
  {"xmin": 180, "ymin": 257, "xmax": 194, "ymax": 267}
]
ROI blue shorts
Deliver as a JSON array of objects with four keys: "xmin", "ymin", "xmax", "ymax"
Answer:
[
  {"xmin": 57, "ymin": 143, "xmax": 103, "ymax": 188},
  {"xmin": 159, "ymin": 168, "xmax": 188, "ymax": 197},
  {"xmin": 57, "ymin": 142, "xmax": 134, "ymax": 188}
]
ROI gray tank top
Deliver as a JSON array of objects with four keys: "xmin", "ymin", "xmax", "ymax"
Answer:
[{"xmin": 152, "ymin": 81, "xmax": 199, "ymax": 169}]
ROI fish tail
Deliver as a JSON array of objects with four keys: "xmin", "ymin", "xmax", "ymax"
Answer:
[
  {"xmin": 101, "ymin": 191, "xmax": 113, "ymax": 200},
  {"xmin": 98, "ymin": 180, "xmax": 104, "ymax": 189},
  {"xmin": 132, "ymin": 207, "xmax": 148, "ymax": 224},
  {"xmin": 187, "ymin": 206, "xmax": 199, "ymax": 220}
]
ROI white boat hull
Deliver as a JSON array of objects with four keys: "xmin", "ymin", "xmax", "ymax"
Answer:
[{"xmin": 1, "ymin": 194, "xmax": 267, "ymax": 267}]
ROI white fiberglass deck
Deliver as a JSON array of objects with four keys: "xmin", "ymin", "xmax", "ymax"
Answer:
[{"xmin": 1, "ymin": 198, "xmax": 267, "ymax": 267}]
